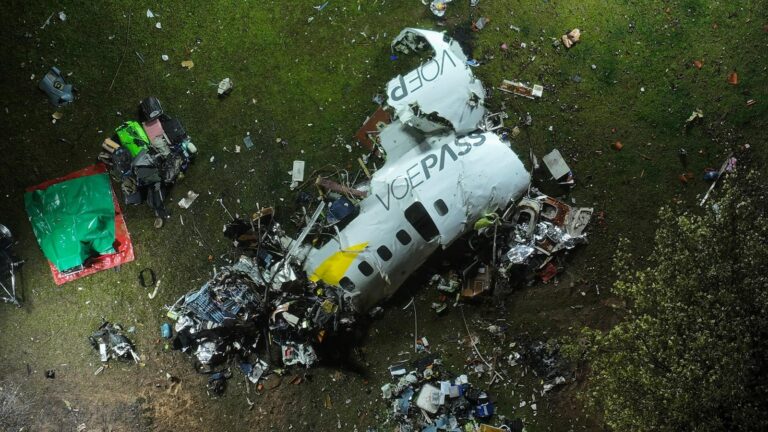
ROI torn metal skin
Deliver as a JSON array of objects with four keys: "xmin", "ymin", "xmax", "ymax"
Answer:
[{"xmin": 387, "ymin": 28, "xmax": 487, "ymax": 136}]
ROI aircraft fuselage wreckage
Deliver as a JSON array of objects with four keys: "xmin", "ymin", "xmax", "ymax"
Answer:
[{"xmin": 301, "ymin": 28, "xmax": 531, "ymax": 312}]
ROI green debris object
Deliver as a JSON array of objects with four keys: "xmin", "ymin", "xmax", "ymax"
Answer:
[
  {"xmin": 115, "ymin": 121, "xmax": 149, "ymax": 157},
  {"xmin": 473, "ymin": 212, "xmax": 499, "ymax": 231},
  {"xmin": 24, "ymin": 173, "xmax": 116, "ymax": 271}
]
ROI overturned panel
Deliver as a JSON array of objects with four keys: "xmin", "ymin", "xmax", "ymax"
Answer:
[{"xmin": 386, "ymin": 28, "xmax": 486, "ymax": 136}]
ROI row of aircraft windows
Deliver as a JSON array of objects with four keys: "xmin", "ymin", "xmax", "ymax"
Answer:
[{"xmin": 342, "ymin": 200, "xmax": 448, "ymax": 289}]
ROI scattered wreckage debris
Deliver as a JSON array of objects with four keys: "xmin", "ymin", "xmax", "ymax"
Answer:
[
  {"xmin": 423, "ymin": 0, "xmax": 452, "ymax": 17},
  {"xmin": 699, "ymin": 154, "xmax": 737, "ymax": 206},
  {"xmin": 89, "ymin": 321, "xmax": 140, "ymax": 365},
  {"xmin": 561, "ymin": 28, "xmax": 581, "ymax": 49},
  {"xmin": 428, "ymin": 190, "xmax": 593, "ymax": 311},
  {"xmin": 165, "ymin": 216, "xmax": 357, "ymax": 395},
  {"xmin": 498, "ymin": 80, "xmax": 543, "ymax": 99},
  {"xmin": 39, "ymin": 66, "xmax": 75, "ymax": 106},
  {"xmin": 217, "ymin": 77, "xmax": 234, "ymax": 97},
  {"xmin": 157, "ymin": 29, "xmax": 593, "ymax": 403},
  {"xmin": 684, "ymin": 108, "xmax": 704, "ymax": 128},
  {"xmin": 0, "ymin": 223, "xmax": 23, "ymax": 307},
  {"xmin": 472, "ymin": 17, "xmax": 490, "ymax": 32},
  {"xmin": 481, "ymin": 112, "xmax": 508, "ymax": 132},
  {"xmin": 380, "ymin": 356, "xmax": 524, "ymax": 431},
  {"xmin": 98, "ymin": 96, "xmax": 198, "ymax": 228},
  {"xmin": 541, "ymin": 149, "xmax": 574, "ymax": 186},
  {"xmin": 289, "ymin": 160, "xmax": 305, "ymax": 190},
  {"xmin": 497, "ymin": 191, "xmax": 592, "ymax": 277},
  {"xmin": 354, "ymin": 106, "xmax": 391, "ymax": 153}
]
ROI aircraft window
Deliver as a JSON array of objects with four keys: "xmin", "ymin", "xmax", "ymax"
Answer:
[
  {"xmin": 434, "ymin": 199, "xmax": 448, "ymax": 216},
  {"xmin": 358, "ymin": 261, "xmax": 374, "ymax": 277},
  {"xmin": 396, "ymin": 229, "xmax": 412, "ymax": 245},
  {"xmin": 339, "ymin": 277, "xmax": 355, "ymax": 291},
  {"xmin": 404, "ymin": 202, "xmax": 440, "ymax": 241},
  {"xmin": 377, "ymin": 245, "xmax": 392, "ymax": 261}
]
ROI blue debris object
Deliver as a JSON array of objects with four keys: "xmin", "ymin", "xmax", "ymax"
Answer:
[
  {"xmin": 397, "ymin": 387, "xmax": 414, "ymax": 415},
  {"xmin": 161, "ymin": 322, "xmax": 172, "ymax": 338},
  {"xmin": 474, "ymin": 401, "xmax": 495, "ymax": 418},
  {"xmin": 38, "ymin": 66, "xmax": 75, "ymax": 106},
  {"xmin": 239, "ymin": 362, "xmax": 253, "ymax": 375},
  {"xmin": 327, "ymin": 197, "xmax": 359, "ymax": 225},
  {"xmin": 703, "ymin": 171, "xmax": 719, "ymax": 181}
]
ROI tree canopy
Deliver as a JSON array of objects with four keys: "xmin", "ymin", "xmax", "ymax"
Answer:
[{"xmin": 577, "ymin": 163, "xmax": 768, "ymax": 431}]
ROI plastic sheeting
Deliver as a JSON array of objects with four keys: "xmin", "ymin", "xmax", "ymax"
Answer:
[{"xmin": 25, "ymin": 172, "xmax": 116, "ymax": 271}]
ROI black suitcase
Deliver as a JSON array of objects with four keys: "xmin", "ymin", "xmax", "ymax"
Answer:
[
  {"xmin": 160, "ymin": 117, "xmax": 188, "ymax": 145},
  {"xmin": 140, "ymin": 97, "xmax": 164, "ymax": 121}
]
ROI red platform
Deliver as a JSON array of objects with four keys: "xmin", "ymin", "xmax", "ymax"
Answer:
[{"xmin": 26, "ymin": 164, "xmax": 135, "ymax": 285}]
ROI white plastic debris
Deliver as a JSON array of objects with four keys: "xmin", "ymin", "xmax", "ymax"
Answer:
[
  {"xmin": 58, "ymin": 11, "xmax": 67, "ymax": 22},
  {"xmin": 178, "ymin": 190, "xmax": 199, "ymax": 209},
  {"xmin": 415, "ymin": 383, "xmax": 440, "ymax": 414},
  {"xmin": 542, "ymin": 149, "xmax": 571, "ymax": 180},
  {"xmin": 155, "ymin": 22, "xmax": 162, "ymax": 29},
  {"xmin": 217, "ymin": 78, "xmax": 234, "ymax": 97},
  {"xmin": 291, "ymin": 160, "xmax": 305, "ymax": 187},
  {"xmin": 161, "ymin": 54, "xmax": 169, "ymax": 61},
  {"xmin": 146, "ymin": 9, "xmax": 155, "ymax": 18}
]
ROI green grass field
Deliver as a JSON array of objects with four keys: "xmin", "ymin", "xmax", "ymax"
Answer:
[{"xmin": 0, "ymin": 1, "xmax": 765, "ymax": 430}]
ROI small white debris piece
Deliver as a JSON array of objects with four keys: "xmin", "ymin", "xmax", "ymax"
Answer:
[
  {"xmin": 146, "ymin": 9, "xmax": 155, "ymax": 18},
  {"xmin": 235, "ymin": 145, "xmax": 241, "ymax": 153},
  {"xmin": 41, "ymin": 12, "xmax": 54, "ymax": 29},
  {"xmin": 155, "ymin": 22, "xmax": 162, "ymax": 29},
  {"xmin": 209, "ymin": 155, "xmax": 215, "ymax": 163},
  {"xmin": 686, "ymin": 109, "xmax": 704, "ymax": 124},
  {"xmin": 161, "ymin": 54, "xmax": 169, "ymax": 61},
  {"xmin": 217, "ymin": 78, "xmax": 234, "ymax": 96},
  {"xmin": 291, "ymin": 160, "xmax": 305, "ymax": 182},
  {"xmin": 542, "ymin": 149, "xmax": 571, "ymax": 180},
  {"xmin": 290, "ymin": 160, "xmax": 306, "ymax": 190},
  {"xmin": 58, "ymin": 11, "xmax": 67, "ymax": 22},
  {"xmin": 178, "ymin": 191, "xmax": 199, "ymax": 209}
]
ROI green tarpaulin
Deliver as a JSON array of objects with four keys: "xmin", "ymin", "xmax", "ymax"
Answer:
[{"xmin": 24, "ymin": 173, "xmax": 116, "ymax": 271}]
